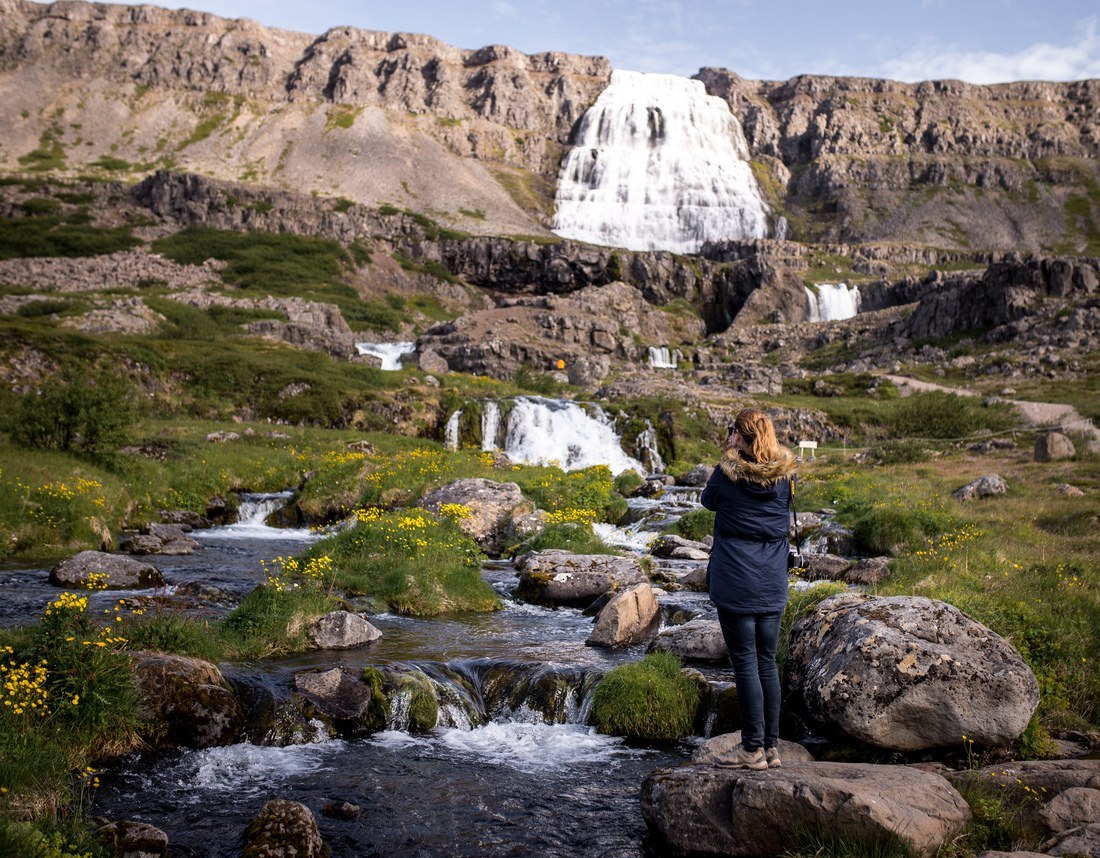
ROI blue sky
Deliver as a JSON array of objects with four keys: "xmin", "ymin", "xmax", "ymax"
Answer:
[{"xmin": 115, "ymin": 0, "xmax": 1099, "ymax": 83}]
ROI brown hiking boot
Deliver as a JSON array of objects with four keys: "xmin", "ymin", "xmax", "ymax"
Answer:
[
  {"xmin": 714, "ymin": 745, "xmax": 767, "ymax": 770},
  {"xmin": 765, "ymin": 747, "xmax": 782, "ymax": 768}
]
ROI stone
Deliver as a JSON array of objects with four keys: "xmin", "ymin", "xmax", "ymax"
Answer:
[
  {"xmin": 845, "ymin": 556, "xmax": 893, "ymax": 585},
  {"xmin": 346, "ymin": 440, "xmax": 376, "ymax": 454},
  {"xmin": 648, "ymin": 618, "xmax": 729, "ymax": 663},
  {"xmin": 131, "ymin": 653, "xmax": 243, "ymax": 748},
  {"xmin": 293, "ymin": 668, "xmax": 373, "ymax": 721},
  {"xmin": 1035, "ymin": 432, "xmax": 1076, "ymax": 462},
  {"xmin": 953, "ymin": 474, "xmax": 1009, "ymax": 500},
  {"xmin": 242, "ymin": 799, "xmax": 328, "ymax": 858},
  {"xmin": 322, "ymin": 800, "xmax": 361, "ymax": 820},
  {"xmin": 1037, "ymin": 787, "xmax": 1100, "ymax": 836},
  {"xmin": 1043, "ymin": 823, "xmax": 1100, "ymax": 856},
  {"xmin": 692, "ymin": 731, "xmax": 816, "ymax": 766},
  {"xmin": 96, "ymin": 820, "xmax": 170, "ymax": 858},
  {"xmin": 50, "ymin": 551, "xmax": 164, "ymax": 589},
  {"xmin": 417, "ymin": 348, "xmax": 450, "ymax": 374},
  {"xmin": 206, "ymin": 431, "xmax": 240, "ymax": 443},
  {"xmin": 586, "ymin": 582, "xmax": 661, "ymax": 648},
  {"xmin": 649, "ymin": 533, "xmax": 710, "ymax": 559},
  {"xmin": 641, "ymin": 761, "xmax": 971, "ymax": 857},
  {"xmin": 421, "ymin": 478, "xmax": 527, "ymax": 555},
  {"xmin": 308, "ymin": 611, "xmax": 383, "ymax": 650},
  {"xmin": 952, "ymin": 761, "xmax": 1100, "ymax": 804},
  {"xmin": 800, "ymin": 553, "xmax": 853, "ymax": 581},
  {"xmin": 120, "ymin": 523, "xmax": 200, "ymax": 556},
  {"xmin": 515, "ymin": 550, "xmax": 645, "ymax": 608},
  {"xmin": 1056, "ymin": 483, "xmax": 1085, "ymax": 497},
  {"xmin": 678, "ymin": 464, "xmax": 714, "ymax": 486},
  {"xmin": 786, "ymin": 593, "xmax": 1039, "ymax": 751}
]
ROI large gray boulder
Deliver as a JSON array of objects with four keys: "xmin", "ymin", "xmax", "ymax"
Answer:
[
  {"xmin": 648, "ymin": 618, "xmax": 728, "ymax": 663},
  {"xmin": 421, "ymin": 478, "xmax": 528, "ymax": 555},
  {"xmin": 953, "ymin": 474, "xmax": 1009, "ymax": 501},
  {"xmin": 131, "ymin": 653, "xmax": 243, "ymax": 748},
  {"xmin": 692, "ymin": 732, "xmax": 815, "ymax": 766},
  {"xmin": 307, "ymin": 611, "xmax": 382, "ymax": 650},
  {"xmin": 515, "ymin": 550, "xmax": 644, "ymax": 608},
  {"xmin": 1038, "ymin": 787, "xmax": 1100, "ymax": 837},
  {"xmin": 953, "ymin": 761, "xmax": 1100, "ymax": 800},
  {"xmin": 586, "ymin": 582, "xmax": 661, "ymax": 648},
  {"xmin": 641, "ymin": 761, "xmax": 971, "ymax": 857},
  {"xmin": 293, "ymin": 668, "xmax": 373, "ymax": 721},
  {"xmin": 786, "ymin": 593, "xmax": 1039, "ymax": 751},
  {"xmin": 120, "ymin": 523, "xmax": 200, "ymax": 555},
  {"xmin": 649, "ymin": 533, "xmax": 710, "ymax": 560},
  {"xmin": 242, "ymin": 799, "xmax": 328, "ymax": 858},
  {"xmin": 1035, "ymin": 432, "xmax": 1076, "ymax": 462},
  {"xmin": 96, "ymin": 820, "xmax": 170, "ymax": 858},
  {"xmin": 50, "ymin": 550, "xmax": 164, "ymax": 589}
]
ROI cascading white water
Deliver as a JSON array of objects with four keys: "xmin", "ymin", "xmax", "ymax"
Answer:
[
  {"xmin": 481, "ymin": 400, "xmax": 501, "ymax": 452},
  {"xmin": 647, "ymin": 346, "xmax": 677, "ymax": 369},
  {"xmin": 355, "ymin": 342, "xmax": 416, "ymax": 370},
  {"xmin": 200, "ymin": 492, "xmax": 314, "ymax": 541},
  {"xmin": 444, "ymin": 410, "xmax": 461, "ymax": 451},
  {"xmin": 551, "ymin": 69, "xmax": 770, "ymax": 253},
  {"xmin": 502, "ymin": 397, "xmax": 644, "ymax": 474},
  {"xmin": 805, "ymin": 283, "xmax": 862, "ymax": 322}
]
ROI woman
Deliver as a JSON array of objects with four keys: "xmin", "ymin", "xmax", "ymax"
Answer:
[{"xmin": 701, "ymin": 408, "xmax": 797, "ymax": 770}]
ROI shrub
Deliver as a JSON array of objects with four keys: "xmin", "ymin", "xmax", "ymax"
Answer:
[
  {"xmin": 863, "ymin": 439, "xmax": 929, "ymax": 464},
  {"xmin": 613, "ymin": 471, "xmax": 644, "ymax": 496},
  {"xmin": 892, "ymin": 391, "xmax": 1016, "ymax": 440},
  {"xmin": 10, "ymin": 370, "xmax": 135, "ymax": 462},
  {"xmin": 515, "ymin": 464, "xmax": 625, "ymax": 524},
  {"xmin": 217, "ymin": 584, "xmax": 339, "ymax": 659},
  {"xmin": 511, "ymin": 521, "xmax": 620, "ymax": 556},
  {"xmin": 590, "ymin": 652, "xmax": 699, "ymax": 740}
]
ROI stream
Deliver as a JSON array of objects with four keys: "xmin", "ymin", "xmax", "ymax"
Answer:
[{"xmin": 1, "ymin": 493, "xmax": 718, "ymax": 857}]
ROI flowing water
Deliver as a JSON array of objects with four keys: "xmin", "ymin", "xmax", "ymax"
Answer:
[
  {"xmin": 552, "ymin": 69, "xmax": 770, "ymax": 253},
  {"xmin": 2, "ymin": 490, "xmax": 721, "ymax": 856},
  {"xmin": 805, "ymin": 283, "xmax": 862, "ymax": 322},
  {"xmin": 355, "ymin": 342, "xmax": 416, "ymax": 370}
]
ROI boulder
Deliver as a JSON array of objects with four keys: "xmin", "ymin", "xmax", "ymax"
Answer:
[
  {"xmin": 953, "ymin": 474, "xmax": 1009, "ymax": 501},
  {"xmin": 953, "ymin": 761, "xmax": 1100, "ymax": 801},
  {"xmin": 242, "ymin": 799, "xmax": 328, "ymax": 858},
  {"xmin": 158, "ymin": 509, "xmax": 208, "ymax": 528},
  {"xmin": 206, "ymin": 431, "xmax": 240, "ymax": 443},
  {"xmin": 50, "ymin": 551, "xmax": 164, "ymax": 589},
  {"xmin": 586, "ymin": 582, "xmax": 661, "ymax": 648},
  {"xmin": 641, "ymin": 761, "xmax": 971, "ymax": 857},
  {"xmin": 421, "ymin": 478, "xmax": 527, "ymax": 555},
  {"xmin": 307, "ymin": 611, "xmax": 383, "ymax": 650},
  {"xmin": 1035, "ymin": 432, "xmax": 1076, "ymax": 462},
  {"xmin": 1056, "ymin": 483, "xmax": 1085, "ymax": 497},
  {"xmin": 692, "ymin": 731, "xmax": 816, "ymax": 766},
  {"xmin": 96, "ymin": 820, "xmax": 170, "ymax": 858},
  {"xmin": 648, "ymin": 618, "xmax": 729, "ymax": 663},
  {"xmin": 680, "ymin": 563, "xmax": 710, "ymax": 592},
  {"xmin": 1037, "ymin": 787, "xmax": 1100, "ymax": 836},
  {"xmin": 515, "ymin": 550, "xmax": 645, "ymax": 608},
  {"xmin": 131, "ymin": 653, "xmax": 243, "ymax": 748},
  {"xmin": 120, "ymin": 523, "xmax": 200, "ymax": 556},
  {"xmin": 800, "ymin": 553, "xmax": 853, "ymax": 581},
  {"xmin": 293, "ymin": 668, "xmax": 373, "ymax": 721},
  {"xmin": 845, "ymin": 556, "xmax": 892, "ymax": 585},
  {"xmin": 678, "ymin": 464, "xmax": 714, "ymax": 486},
  {"xmin": 649, "ymin": 533, "xmax": 710, "ymax": 560},
  {"xmin": 786, "ymin": 593, "xmax": 1039, "ymax": 751}
]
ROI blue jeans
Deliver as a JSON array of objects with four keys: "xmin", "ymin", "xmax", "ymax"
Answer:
[{"xmin": 716, "ymin": 608, "xmax": 783, "ymax": 752}]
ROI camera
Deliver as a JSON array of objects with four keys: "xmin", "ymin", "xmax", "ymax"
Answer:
[{"xmin": 787, "ymin": 549, "xmax": 805, "ymax": 570}]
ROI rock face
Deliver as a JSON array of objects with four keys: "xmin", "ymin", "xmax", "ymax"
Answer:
[
  {"xmin": 514, "ymin": 550, "xmax": 646, "ymax": 608},
  {"xmin": 50, "ymin": 551, "xmax": 164, "ymax": 589},
  {"xmin": 786, "ymin": 593, "xmax": 1039, "ymax": 751},
  {"xmin": 242, "ymin": 799, "xmax": 328, "ymax": 858},
  {"xmin": 586, "ymin": 582, "xmax": 661, "ymax": 648},
  {"xmin": 641, "ymin": 762, "xmax": 972, "ymax": 857},
  {"xmin": 131, "ymin": 653, "xmax": 243, "ymax": 748},
  {"xmin": 420, "ymin": 478, "xmax": 528, "ymax": 556}
]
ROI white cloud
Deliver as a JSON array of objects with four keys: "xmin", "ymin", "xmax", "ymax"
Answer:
[
  {"xmin": 881, "ymin": 17, "xmax": 1100, "ymax": 83},
  {"xmin": 491, "ymin": 1, "xmax": 518, "ymax": 18}
]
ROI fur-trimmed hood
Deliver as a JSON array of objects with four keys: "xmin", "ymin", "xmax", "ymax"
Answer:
[{"xmin": 718, "ymin": 446, "xmax": 798, "ymax": 486}]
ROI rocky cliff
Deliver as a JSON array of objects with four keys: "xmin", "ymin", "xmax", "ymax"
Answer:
[{"xmin": 2, "ymin": 0, "xmax": 1097, "ymax": 252}]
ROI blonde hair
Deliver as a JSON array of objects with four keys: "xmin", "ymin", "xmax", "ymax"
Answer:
[{"xmin": 732, "ymin": 408, "xmax": 782, "ymax": 463}]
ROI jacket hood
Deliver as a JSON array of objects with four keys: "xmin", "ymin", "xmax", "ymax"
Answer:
[{"xmin": 718, "ymin": 446, "xmax": 798, "ymax": 486}]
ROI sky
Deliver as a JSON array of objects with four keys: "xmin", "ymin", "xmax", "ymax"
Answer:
[{"xmin": 108, "ymin": 0, "xmax": 1100, "ymax": 83}]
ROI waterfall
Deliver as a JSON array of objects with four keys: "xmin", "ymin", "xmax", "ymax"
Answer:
[
  {"xmin": 201, "ymin": 492, "xmax": 313, "ymax": 541},
  {"xmin": 805, "ymin": 283, "xmax": 862, "ymax": 322},
  {"xmin": 551, "ymin": 69, "xmax": 770, "ymax": 253},
  {"xmin": 355, "ymin": 342, "xmax": 416, "ymax": 370},
  {"xmin": 481, "ymin": 400, "xmax": 501, "ymax": 452},
  {"xmin": 502, "ymin": 397, "xmax": 645, "ymax": 474},
  {"xmin": 634, "ymin": 421, "xmax": 665, "ymax": 473},
  {"xmin": 444, "ymin": 410, "xmax": 461, "ymax": 451},
  {"xmin": 647, "ymin": 346, "xmax": 678, "ymax": 369}
]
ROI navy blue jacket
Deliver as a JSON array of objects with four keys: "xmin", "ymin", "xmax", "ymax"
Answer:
[{"xmin": 701, "ymin": 446, "xmax": 797, "ymax": 614}]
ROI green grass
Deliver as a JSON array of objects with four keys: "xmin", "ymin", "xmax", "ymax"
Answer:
[
  {"xmin": 590, "ymin": 652, "xmax": 699, "ymax": 740},
  {"xmin": 0, "ymin": 214, "xmax": 142, "ymax": 260}
]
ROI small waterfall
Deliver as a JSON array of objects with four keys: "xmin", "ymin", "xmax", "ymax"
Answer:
[
  {"xmin": 444, "ymin": 410, "xmax": 461, "ymax": 451},
  {"xmin": 776, "ymin": 216, "xmax": 790, "ymax": 241},
  {"xmin": 552, "ymin": 69, "xmax": 770, "ymax": 253},
  {"xmin": 502, "ymin": 397, "xmax": 645, "ymax": 474},
  {"xmin": 201, "ymin": 492, "xmax": 313, "ymax": 541},
  {"xmin": 481, "ymin": 400, "xmax": 501, "ymax": 452},
  {"xmin": 805, "ymin": 283, "xmax": 862, "ymax": 322},
  {"xmin": 634, "ymin": 421, "xmax": 665, "ymax": 473},
  {"xmin": 355, "ymin": 342, "xmax": 416, "ymax": 370},
  {"xmin": 647, "ymin": 347, "xmax": 678, "ymax": 369}
]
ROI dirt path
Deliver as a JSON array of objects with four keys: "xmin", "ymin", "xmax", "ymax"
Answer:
[{"xmin": 883, "ymin": 375, "xmax": 1100, "ymax": 441}]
